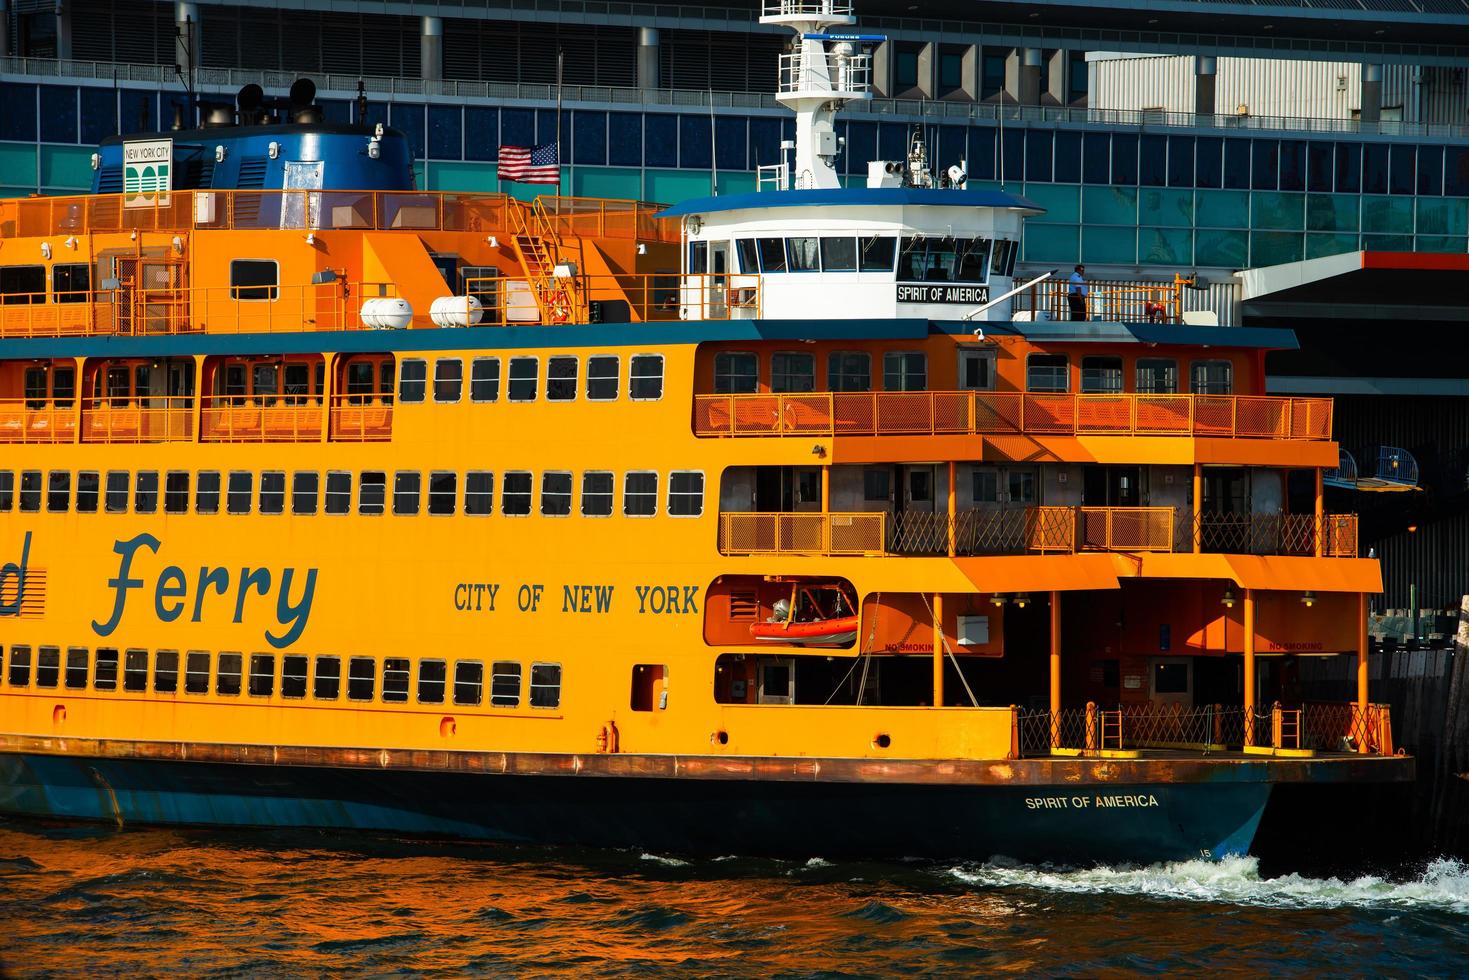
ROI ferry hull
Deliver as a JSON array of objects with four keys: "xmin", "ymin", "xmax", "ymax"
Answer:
[{"xmin": 0, "ymin": 752, "xmax": 1272, "ymax": 864}]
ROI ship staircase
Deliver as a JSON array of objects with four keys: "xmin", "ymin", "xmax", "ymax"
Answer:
[{"xmin": 508, "ymin": 198, "xmax": 585, "ymax": 325}]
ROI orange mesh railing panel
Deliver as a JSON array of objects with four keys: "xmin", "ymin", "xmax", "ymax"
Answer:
[
  {"xmin": 1020, "ymin": 393, "xmax": 1075, "ymax": 433},
  {"xmin": 79, "ymin": 398, "xmax": 193, "ymax": 443},
  {"xmin": 328, "ymin": 396, "xmax": 393, "ymax": 442},
  {"xmin": 719, "ymin": 512, "xmax": 885, "ymax": 556},
  {"xmin": 0, "ymin": 402, "xmax": 77, "ymax": 443},
  {"xmin": 1134, "ymin": 394, "xmax": 1193, "ymax": 433},
  {"xmin": 1079, "ymin": 506, "xmax": 1174, "ymax": 552},
  {"xmin": 201, "ymin": 401, "xmax": 326, "ymax": 443}
]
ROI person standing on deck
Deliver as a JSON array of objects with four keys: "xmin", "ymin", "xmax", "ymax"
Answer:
[{"xmin": 1068, "ymin": 265, "xmax": 1089, "ymax": 321}]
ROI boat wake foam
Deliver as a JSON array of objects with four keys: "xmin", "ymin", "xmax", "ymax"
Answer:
[{"xmin": 948, "ymin": 855, "xmax": 1469, "ymax": 913}]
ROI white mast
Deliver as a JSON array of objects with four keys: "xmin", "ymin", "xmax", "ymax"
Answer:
[{"xmin": 760, "ymin": 1, "xmax": 874, "ymax": 190}]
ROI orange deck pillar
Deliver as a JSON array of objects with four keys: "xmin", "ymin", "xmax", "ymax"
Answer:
[
  {"xmin": 1314, "ymin": 467, "xmax": 1325, "ymax": 557},
  {"xmin": 932, "ymin": 593, "xmax": 944, "ymax": 707},
  {"xmin": 1192, "ymin": 464, "xmax": 1202, "ymax": 554},
  {"xmin": 947, "ymin": 460, "xmax": 957, "ymax": 558},
  {"xmin": 1357, "ymin": 591, "xmax": 1370, "ymax": 751},
  {"xmin": 1243, "ymin": 587, "xmax": 1256, "ymax": 747},
  {"xmin": 1049, "ymin": 590, "xmax": 1061, "ymax": 747}
]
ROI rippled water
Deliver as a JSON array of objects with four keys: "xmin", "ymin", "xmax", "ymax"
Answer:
[{"xmin": 1, "ymin": 818, "xmax": 1466, "ymax": 976}]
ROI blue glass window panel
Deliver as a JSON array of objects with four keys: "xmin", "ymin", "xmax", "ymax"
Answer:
[
  {"xmin": 715, "ymin": 116, "xmax": 745, "ymax": 171},
  {"xmin": 1446, "ymin": 147, "xmax": 1469, "ymax": 196},
  {"xmin": 878, "ymin": 123, "xmax": 907, "ymax": 162},
  {"xmin": 500, "ymin": 108, "xmax": 534, "ymax": 148},
  {"xmin": 607, "ymin": 112, "xmax": 642, "ymax": 167},
  {"xmin": 1335, "ymin": 142, "xmax": 1361, "ymax": 193},
  {"xmin": 465, "ymin": 107, "xmax": 499, "ymax": 161},
  {"xmin": 391, "ymin": 103, "xmax": 426, "ymax": 160},
  {"xmin": 1024, "ymin": 130, "xmax": 1052, "ymax": 183},
  {"xmin": 1251, "ymin": 139, "xmax": 1278, "ymax": 191},
  {"xmin": 844, "ymin": 121, "xmax": 876, "ymax": 176},
  {"xmin": 1082, "ymin": 132, "xmax": 1110, "ymax": 184},
  {"xmin": 1110, "ymin": 133, "xmax": 1137, "ymax": 186},
  {"xmin": 782, "ymin": 118, "xmax": 796, "ymax": 147},
  {"xmin": 120, "ymin": 90, "xmax": 156, "ymax": 135},
  {"xmin": 1195, "ymin": 136, "xmax": 1222, "ymax": 189},
  {"xmin": 1388, "ymin": 144, "xmax": 1415, "ymax": 196},
  {"xmin": 968, "ymin": 127, "xmax": 996, "ymax": 181},
  {"xmin": 1167, "ymin": 135, "xmax": 1193, "ymax": 188},
  {"xmin": 536, "ymin": 109, "xmax": 569, "ymax": 146},
  {"xmin": 572, "ymin": 111, "xmax": 607, "ymax": 166},
  {"xmin": 1139, "ymin": 134, "xmax": 1166, "ymax": 187},
  {"xmin": 1307, "ymin": 142, "xmax": 1333, "ymax": 193},
  {"xmin": 0, "ymin": 83, "xmax": 36, "ymax": 141},
  {"xmin": 1279, "ymin": 140, "xmax": 1304, "ymax": 192},
  {"xmin": 39, "ymin": 86, "xmax": 77, "ymax": 143},
  {"xmin": 1053, "ymin": 131, "xmax": 1081, "ymax": 184},
  {"xmin": 749, "ymin": 117, "xmax": 782, "ymax": 169},
  {"xmin": 1223, "ymin": 138, "xmax": 1251, "ymax": 190},
  {"xmin": 644, "ymin": 115, "xmax": 677, "ymax": 167},
  {"xmin": 319, "ymin": 99, "xmax": 351, "ymax": 125},
  {"xmin": 1418, "ymin": 145, "xmax": 1443, "ymax": 197},
  {"xmin": 1362, "ymin": 143, "xmax": 1388, "ymax": 195},
  {"xmin": 679, "ymin": 115, "xmax": 712, "ymax": 169},
  {"xmin": 427, "ymin": 105, "xmax": 462, "ymax": 160},
  {"xmin": 937, "ymin": 125, "xmax": 966, "ymax": 174},
  {"xmin": 1001, "ymin": 127, "xmax": 1024, "ymax": 184},
  {"xmin": 361, "ymin": 101, "xmax": 387, "ymax": 131},
  {"xmin": 79, "ymin": 87, "xmax": 117, "ymax": 146}
]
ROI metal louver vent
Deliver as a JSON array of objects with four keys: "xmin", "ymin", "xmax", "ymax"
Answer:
[
  {"xmin": 237, "ymin": 157, "xmax": 268, "ymax": 189},
  {"xmin": 97, "ymin": 166, "xmax": 123, "ymax": 194}
]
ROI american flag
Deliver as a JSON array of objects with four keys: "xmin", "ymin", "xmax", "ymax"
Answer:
[{"xmin": 498, "ymin": 143, "xmax": 560, "ymax": 185}]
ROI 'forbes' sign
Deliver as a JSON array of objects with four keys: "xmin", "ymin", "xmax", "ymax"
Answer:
[{"xmin": 896, "ymin": 283, "xmax": 989, "ymax": 304}]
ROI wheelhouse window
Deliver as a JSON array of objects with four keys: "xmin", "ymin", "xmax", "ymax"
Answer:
[
  {"xmin": 398, "ymin": 359, "xmax": 427, "ymax": 403},
  {"xmin": 898, "ymin": 237, "xmax": 992, "ymax": 283},
  {"xmin": 358, "ymin": 471, "xmax": 386, "ymax": 515},
  {"xmin": 1137, "ymin": 358, "xmax": 1179, "ymax": 394},
  {"xmin": 786, "ymin": 237, "xmax": 819, "ymax": 272},
  {"xmin": 820, "ymin": 237, "xmax": 858, "ymax": 272},
  {"xmin": 428, "ymin": 472, "xmax": 457, "ymax": 515},
  {"xmin": 541, "ymin": 472, "xmax": 572, "ymax": 516},
  {"xmin": 1191, "ymin": 360, "xmax": 1234, "ymax": 395},
  {"xmin": 547, "ymin": 356, "xmax": 578, "ymax": 401},
  {"xmin": 470, "ymin": 357, "xmax": 500, "ymax": 402},
  {"xmin": 629, "ymin": 354, "xmax": 663, "ymax": 401},
  {"xmin": 757, "ymin": 237, "xmax": 787, "ymax": 273},
  {"xmin": 859, "ymin": 236, "xmax": 897, "ymax": 272},
  {"xmin": 530, "ymin": 663, "xmax": 562, "ymax": 708},
  {"xmin": 586, "ymin": 355, "xmax": 619, "ymax": 401},
  {"xmin": 829, "ymin": 351, "xmax": 871, "ymax": 392},
  {"xmin": 394, "ymin": 471, "xmax": 421, "ymax": 515},
  {"xmin": 624, "ymin": 472, "xmax": 657, "ymax": 517},
  {"xmin": 503, "ymin": 472, "xmax": 532, "ymax": 516},
  {"xmin": 1081, "ymin": 357, "xmax": 1124, "ymax": 394},
  {"xmin": 417, "ymin": 659, "xmax": 447, "ymax": 704},
  {"xmin": 668, "ymin": 471, "xmax": 704, "ymax": 517},
  {"xmin": 229, "ymin": 260, "xmax": 279, "ymax": 300},
  {"xmin": 1026, "ymin": 354, "xmax": 1070, "ymax": 393},
  {"xmin": 883, "ymin": 351, "xmax": 927, "ymax": 392},
  {"xmin": 491, "ymin": 661, "xmax": 522, "ymax": 706},
  {"xmin": 508, "ymin": 356, "xmax": 538, "ymax": 402},
  {"xmin": 735, "ymin": 238, "xmax": 759, "ymax": 274},
  {"xmin": 771, "ymin": 352, "xmax": 815, "ymax": 393},
  {"xmin": 433, "ymin": 358, "xmax": 463, "ymax": 402},
  {"xmin": 992, "ymin": 239, "xmax": 1018, "ymax": 278},
  {"xmin": 713, "ymin": 352, "xmax": 758, "ymax": 394},
  {"xmin": 465, "ymin": 471, "xmax": 494, "ymax": 515}
]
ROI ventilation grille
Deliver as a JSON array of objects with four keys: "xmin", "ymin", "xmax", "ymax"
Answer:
[
  {"xmin": 97, "ymin": 166, "xmax": 123, "ymax": 194},
  {"xmin": 728, "ymin": 591, "xmax": 759, "ymax": 621},
  {"xmin": 236, "ymin": 157, "xmax": 268, "ymax": 189}
]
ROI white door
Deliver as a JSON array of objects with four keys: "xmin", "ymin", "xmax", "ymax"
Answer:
[{"xmin": 757, "ymin": 658, "xmax": 795, "ymax": 704}]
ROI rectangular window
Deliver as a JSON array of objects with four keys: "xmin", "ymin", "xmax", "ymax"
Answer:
[
  {"xmin": 398, "ymin": 358, "xmax": 427, "ymax": 403},
  {"xmin": 883, "ymin": 351, "xmax": 927, "ymax": 392},
  {"xmin": 771, "ymin": 352, "xmax": 815, "ymax": 393},
  {"xmin": 230, "ymin": 259, "xmax": 279, "ymax": 300},
  {"xmin": 1136, "ymin": 358, "xmax": 1178, "ymax": 394},
  {"xmin": 248, "ymin": 654, "xmax": 274, "ymax": 697},
  {"xmin": 185, "ymin": 651, "xmax": 210, "ymax": 694},
  {"xmin": 540, "ymin": 471, "xmax": 572, "ymax": 516},
  {"xmin": 973, "ymin": 468, "xmax": 1001, "ymax": 504},
  {"xmin": 470, "ymin": 357, "xmax": 500, "ymax": 402},
  {"xmin": 154, "ymin": 649, "xmax": 179, "ymax": 693},
  {"xmin": 132, "ymin": 471, "xmax": 159, "ymax": 514},
  {"xmin": 623, "ymin": 472, "xmax": 657, "ymax": 517},
  {"xmin": 1191, "ymin": 360, "xmax": 1234, "ymax": 395},
  {"xmin": 629, "ymin": 354, "xmax": 664, "ymax": 401},
  {"xmin": 581, "ymin": 471, "xmax": 614, "ymax": 516},
  {"xmin": 394, "ymin": 471, "xmax": 422, "ymax": 515},
  {"xmin": 546, "ymin": 356, "xmax": 578, "ymax": 401},
  {"xmin": 1009, "ymin": 470, "xmax": 1037, "ymax": 504},
  {"xmin": 54, "ymin": 262, "xmax": 90, "ymax": 303},
  {"xmin": 417, "ymin": 659, "xmax": 447, "ymax": 704},
  {"xmin": 713, "ymin": 352, "xmax": 758, "ymax": 394},
  {"xmin": 828, "ymin": 351, "xmax": 871, "ymax": 392},
  {"xmin": 859, "ymin": 236, "xmax": 896, "ymax": 272},
  {"xmin": 0, "ymin": 266, "xmax": 45, "ymax": 305},
  {"xmin": 325, "ymin": 471, "xmax": 352, "ymax": 515},
  {"xmin": 428, "ymin": 471, "xmax": 457, "ymax": 516},
  {"xmin": 216, "ymin": 652, "xmax": 242, "ymax": 696},
  {"xmin": 757, "ymin": 237, "xmax": 787, "ymax": 273},
  {"xmin": 433, "ymin": 358, "xmax": 463, "ymax": 403},
  {"xmin": 76, "ymin": 471, "xmax": 99, "ymax": 513},
  {"xmin": 586, "ymin": 355, "xmax": 619, "ymax": 401},
  {"xmin": 382, "ymin": 657, "xmax": 410, "ymax": 703},
  {"xmin": 66, "ymin": 647, "xmax": 90, "ymax": 690},
  {"xmin": 1081, "ymin": 357, "xmax": 1124, "ymax": 394},
  {"xmin": 47, "ymin": 470, "xmax": 70, "ymax": 512},
  {"xmin": 668, "ymin": 471, "xmax": 704, "ymax": 517},
  {"xmin": 735, "ymin": 238, "xmax": 759, "ymax": 274},
  {"xmin": 196, "ymin": 471, "xmax": 221, "ymax": 514},
  {"xmin": 35, "ymin": 646, "xmax": 59, "ymax": 688},
  {"xmin": 787, "ymin": 237, "xmax": 819, "ymax": 272},
  {"xmin": 104, "ymin": 471, "xmax": 129, "ymax": 513},
  {"xmin": 347, "ymin": 657, "xmax": 376, "ymax": 701},
  {"xmin": 508, "ymin": 356, "xmax": 538, "ymax": 402},
  {"xmin": 293, "ymin": 472, "xmax": 319, "ymax": 515},
  {"xmin": 503, "ymin": 471, "xmax": 532, "ymax": 516},
  {"xmin": 313, "ymin": 655, "xmax": 341, "ymax": 700},
  {"xmin": 491, "ymin": 661, "xmax": 522, "ymax": 706},
  {"xmin": 0, "ymin": 471, "xmax": 11, "ymax": 511},
  {"xmin": 358, "ymin": 471, "xmax": 386, "ymax": 515},
  {"xmin": 18, "ymin": 471, "xmax": 40, "ymax": 513},
  {"xmin": 863, "ymin": 468, "xmax": 890, "ymax": 502},
  {"xmin": 227, "ymin": 471, "xmax": 253, "ymax": 514},
  {"xmin": 164, "ymin": 471, "xmax": 189, "ymax": 513},
  {"xmin": 454, "ymin": 660, "xmax": 484, "ymax": 705},
  {"xmin": 123, "ymin": 648, "xmax": 148, "ymax": 692},
  {"xmin": 6, "ymin": 645, "xmax": 31, "ymax": 686},
  {"xmin": 280, "ymin": 655, "xmax": 307, "ymax": 698},
  {"xmin": 820, "ymin": 237, "xmax": 858, "ymax": 271},
  {"xmin": 259, "ymin": 471, "xmax": 285, "ymax": 514},
  {"xmin": 530, "ymin": 663, "xmax": 562, "ymax": 708},
  {"xmin": 1026, "ymin": 354, "xmax": 1070, "ymax": 393},
  {"xmin": 465, "ymin": 471, "xmax": 494, "ymax": 516}
]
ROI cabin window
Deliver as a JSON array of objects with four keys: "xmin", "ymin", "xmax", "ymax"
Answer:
[
  {"xmin": 1081, "ymin": 357, "xmax": 1125, "ymax": 394},
  {"xmin": 227, "ymin": 471, "xmax": 253, "ymax": 514},
  {"xmin": 1136, "ymin": 358, "xmax": 1178, "ymax": 394},
  {"xmin": 624, "ymin": 472, "xmax": 657, "ymax": 517},
  {"xmin": 7, "ymin": 645, "xmax": 30, "ymax": 686},
  {"xmin": 1191, "ymin": 360, "xmax": 1234, "ymax": 395},
  {"xmin": 293, "ymin": 472, "xmax": 319, "ymax": 515},
  {"xmin": 183, "ymin": 652, "xmax": 210, "ymax": 694},
  {"xmin": 585, "ymin": 354, "xmax": 619, "ymax": 401},
  {"xmin": 973, "ymin": 468, "xmax": 1001, "ymax": 504},
  {"xmin": 787, "ymin": 237, "xmax": 819, "ymax": 272},
  {"xmin": 54, "ymin": 263, "xmax": 90, "ymax": 302},
  {"xmin": 53, "ymin": 367, "xmax": 75, "ymax": 407},
  {"xmin": 417, "ymin": 659, "xmax": 446, "ymax": 704},
  {"xmin": 347, "ymin": 657, "xmax": 376, "ymax": 701},
  {"xmin": 313, "ymin": 655, "xmax": 341, "ymax": 700},
  {"xmin": 222, "ymin": 364, "xmax": 247, "ymax": 403},
  {"xmin": 93, "ymin": 648, "xmax": 119, "ymax": 691},
  {"xmin": 76, "ymin": 471, "xmax": 99, "ymax": 513},
  {"xmin": 530, "ymin": 663, "xmax": 562, "ymax": 709},
  {"xmin": 0, "ymin": 472, "xmax": 11, "ymax": 511},
  {"xmin": 829, "ymin": 351, "xmax": 871, "ymax": 392},
  {"xmin": 688, "ymin": 240, "xmax": 708, "ymax": 274},
  {"xmin": 0, "ymin": 265, "xmax": 45, "ymax": 304},
  {"xmin": 382, "ymin": 658, "xmax": 410, "ymax": 703},
  {"xmin": 629, "ymin": 354, "xmax": 664, "ymax": 401},
  {"xmin": 428, "ymin": 472, "xmax": 457, "ymax": 516},
  {"xmin": 260, "ymin": 471, "xmax": 286, "ymax": 514},
  {"xmin": 713, "ymin": 352, "xmax": 758, "ymax": 394},
  {"xmin": 434, "ymin": 358, "xmax": 462, "ymax": 403},
  {"xmin": 471, "ymin": 357, "xmax": 501, "ymax": 402},
  {"xmin": 771, "ymin": 352, "xmax": 815, "ymax": 393},
  {"xmin": 508, "ymin": 356, "xmax": 538, "ymax": 402},
  {"xmin": 253, "ymin": 364, "xmax": 279, "ymax": 399},
  {"xmin": 105, "ymin": 471, "xmax": 129, "ymax": 513},
  {"xmin": 454, "ymin": 660, "xmax": 483, "ymax": 705},
  {"xmin": 24, "ymin": 368, "xmax": 46, "ymax": 408},
  {"xmin": 196, "ymin": 471, "xmax": 221, "ymax": 514},
  {"xmin": 959, "ymin": 349, "xmax": 996, "ymax": 391},
  {"xmin": 284, "ymin": 363, "xmax": 312, "ymax": 402},
  {"xmin": 859, "ymin": 236, "xmax": 897, "ymax": 272},
  {"xmin": 46, "ymin": 470, "xmax": 69, "ymax": 513},
  {"xmin": 394, "ymin": 471, "xmax": 421, "ymax": 516},
  {"xmin": 134, "ymin": 470, "xmax": 159, "ymax": 513},
  {"xmin": 864, "ymin": 468, "xmax": 890, "ymax": 502},
  {"xmin": 1009, "ymin": 470, "xmax": 1037, "ymax": 504},
  {"xmin": 1026, "ymin": 354, "xmax": 1070, "ymax": 393},
  {"xmin": 124, "ymin": 649, "xmax": 148, "ymax": 692},
  {"xmin": 883, "ymin": 351, "xmax": 927, "ymax": 391},
  {"xmin": 757, "ymin": 237, "xmax": 787, "ymax": 273},
  {"xmin": 582, "ymin": 471, "xmax": 614, "ymax": 517},
  {"xmin": 820, "ymin": 237, "xmax": 858, "ymax": 272},
  {"xmin": 547, "ymin": 356, "xmax": 578, "ymax": 401},
  {"xmin": 345, "ymin": 361, "xmax": 377, "ymax": 404},
  {"xmin": 229, "ymin": 260, "xmax": 279, "ymax": 300},
  {"xmin": 668, "ymin": 471, "xmax": 705, "ymax": 517},
  {"xmin": 104, "ymin": 366, "xmax": 131, "ymax": 406},
  {"xmin": 164, "ymin": 471, "xmax": 189, "ymax": 513},
  {"xmin": 503, "ymin": 471, "xmax": 533, "ymax": 516},
  {"xmin": 491, "ymin": 661, "xmax": 522, "ymax": 706},
  {"xmin": 281, "ymin": 655, "xmax": 307, "ymax": 699},
  {"xmin": 465, "ymin": 471, "xmax": 494, "ymax": 516},
  {"xmin": 66, "ymin": 647, "xmax": 89, "ymax": 689},
  {"xmin": 541, "ymin": 472, "xmax": 572, "ymax": 516},
  {"xmin": 398, "ymin": 359, "xmax": 427, "ymax": 403},
  {"xmin": 735, "ymin": 238, "xmax": 759, "ymax": 274},
  {"xmin": 216, "ymin": 653, "xmax": 243, "ymax": 696},
  {"xmin": 908, "ymin": 469, "xmax": 933, "ymax": 504},
  {"xmin": 18, "ymin": 471, "xmax": 40, "ymax": 513},
  {"xmin": 35, "ymin": 646, "xmax": 59, "ymax": 688},
  {"xmin": 359, "ymin": 471, "xmax": 386, "ymax": 515},
  {"xmin": 993, "ymin": 239, "xmax": 1018, "ymax": 277},
  {"xmin": 325, "ymin": 472, "xmax": 352, "ymax": 515},
  {"xmin": 154, "ymin": 650, "xmax": 179, "ymax": 694}
]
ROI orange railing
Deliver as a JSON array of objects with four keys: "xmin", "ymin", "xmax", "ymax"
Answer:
[
  {"xmin": 1024, "ymin": 275, "xmax": 1192, "ymax": 323},
  {"xmin": 0, "ymin": 399, "xmax": 78, "ymax": 442},
  {"xmin": 464, "ymin": 273, "xmax": 759, "ymax": 325},
  {"xmin": 719, "ymin": 512, "xmax": 886, "ymax": 556},
  {"xmin": 328, "ymin": 394, "xmax": 393, "ymax": 442},
  {"xmin": 693, "ymin": 391, "xmax": 1334, "ymax": 441},
  {"xmin": 80, "ymin": 397, "xmax": 193, "ymax": 443},
  {"xmin": 1078, "ymin": 506, "xmax": 1175, "ymax": 552},
  {"xmin": 201, "ymin": 399, "xmax": 326, "ymax": 443}
]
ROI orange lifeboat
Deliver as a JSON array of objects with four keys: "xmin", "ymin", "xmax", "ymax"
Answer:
[{"xmin": 748, "ymin": 582, "xmax": 858, "ymax": 647}]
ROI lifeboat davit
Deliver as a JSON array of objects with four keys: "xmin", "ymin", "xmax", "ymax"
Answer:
[{"xmin": 749, "ymin": 615, "xmax": 859, "ymax": 646}]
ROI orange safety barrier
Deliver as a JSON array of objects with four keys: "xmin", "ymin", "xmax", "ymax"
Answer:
[
  {"xmin": 464, "ymin": 273, "xmax": 759, "ymax": 326},
  {"xmin": 719, "ymin": 512, "xmax": 886, "ymax": 556},
  {"xmin": 328, "ymin": 394, "xmax": 393, "ymax": 442},
  {"xmin": 79, "ymin": 397, "xmax": 193, "ymax": 443},
  {"xmin": 0, "ymin": 400, "xmax": 78, "ymax": 443},
  {"xmin": 1078, "ymin": 506, "xmax": 1174, "ymax": 552},
  {"xmin": 201, "ymin": 399, "xmax": 327, "ymax": 443}
]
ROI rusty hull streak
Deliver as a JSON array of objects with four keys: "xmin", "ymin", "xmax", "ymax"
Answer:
[{"xmin": 0, "ymin": 732, "xmax": 1414, "ymax": 786}]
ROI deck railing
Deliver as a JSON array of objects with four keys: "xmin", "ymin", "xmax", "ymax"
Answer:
[
  {"xmin": 0, "ymin": 400, "xmax": 77, "ymax": 443},
  {"xmin": 328, "ymin": 394, "xmax": 394, "ymax": 442},
  {"xmin": 80, "ymin": 397, "xmax": 194, "ymax": 443},
  {"xmin": 201, "ymin": 399, "xmax": 327, "ymax": 443},
  {"xmin": 719, "ymin": 511, "xmax": 886, "ymax": 556},
  {"xmin": 0, "ymin": 395, "xmax": 390, "ymax": 444},
  {"xmin": 463, "ymin": 272, "xmax": 760, "ymax": 326},
  {"xmin": 1024, "ymin": 277, "xmax": 1189, "ymax": 324},
  {"xmin": 693, "ymin": 391, "xmax": 1334, "ymax": 441}
]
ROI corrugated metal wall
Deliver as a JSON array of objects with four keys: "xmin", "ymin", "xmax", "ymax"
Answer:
[
  {"xmin": 1091, "ymin": 55, "xmax": 1365, "ymax": 119},
  {"xmin": 1088, "ymin": 54, "xmax": 1194, "ymax": 113},
  {"xmin": 1190, "ymin": 279, "xmax": 1240, "ymax": 327},
  {"xmin": 1384, "ymin": 66, "xmax": 1469, "ymax": 127}
]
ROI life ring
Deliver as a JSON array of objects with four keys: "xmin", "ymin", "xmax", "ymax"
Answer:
[{"xmin": 548, "ymin": 288, "xmax": 571, "ymax": 324}]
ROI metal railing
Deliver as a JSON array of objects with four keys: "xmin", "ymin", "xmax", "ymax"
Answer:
[
  {"xmin": 201, "ymin": 399, "xmax": 327, "ymax": 443},
  {"xmin": 1025, "ymin": 277, "xmax": 1190, "ymax": 324},
  {"xmin": 328, "ymin": 394, "xmax": 394, "ymax": 442},
  {"xmin": 693, "ymin": 391, "xmax": 1335, "ymax": 440},
  {"xmin": 0, "ymin": 394, "xmax": 390, "ymax": 444},
  {"xmin": 763, "ymin": 1, "xmax": 854, "ymax": 16},
  {"xmin": 1194, "ymin": 512, "xmax": 1359, "ymax": 557},
  {"xmin": 777, "ymin": 50, "xmax": 872, "ymax": 96},
  {"xmin": 0, "ymin": 400, "xmax": 77, "ymax": 443},
  {"xmin": 463, "ymin": 272, "xmax": 759, "ymax": 326},
  {"xmin": 719, "ymin": 511, "xmax": 886, "ymax": 556},
  {"xmin": 80, "ymin": 397, "xmax": 194, "ymax": 443}
]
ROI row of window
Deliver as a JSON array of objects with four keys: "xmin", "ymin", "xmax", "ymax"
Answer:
[
  {"xmin": 692, "ymin": 235, "xmax": 1020, "ymax": 283},
  {"xmin": 0, "ymin": 263, "xmax": 89, "ymax": 306},
  {"xmin": 0, "ymin": 468, "xmax": 707, "ymax": 519},
  {"xmin": 1, "ymin": 645, "xmax": 561, "ymax": 709},
  {"xmin": 398, "ymin": 354, "xmax": 664, "ymax": 405}
]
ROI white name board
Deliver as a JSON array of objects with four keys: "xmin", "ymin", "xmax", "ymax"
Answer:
[{"xmin": 123, "ymin": 139, "xmax": 173, "ymax": 208}]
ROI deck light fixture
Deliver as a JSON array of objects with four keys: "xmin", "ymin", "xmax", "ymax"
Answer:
[
  {"xmin": 1013, "ymin": 592, "xmax": 1030, "ymax": 609},
  {"xmin": 990, "ymin": 593, "xmax": 1008, "ymax": 608},
  {"xmin": 39, "ymin": 242, "xmax": 50, "ymax": 259},
  {"xmin": 1221, "ymin": 584, "xmax": 1237, "ymax": 609},
  {"xmin": 1300, "ymin": 591, "xmax": 1316, "ymax": 608}
]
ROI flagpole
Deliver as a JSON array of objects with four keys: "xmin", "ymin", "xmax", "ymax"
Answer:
[{"xmin": 556, "ymin": 47, "xmax": 564, "ymax": 196}]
